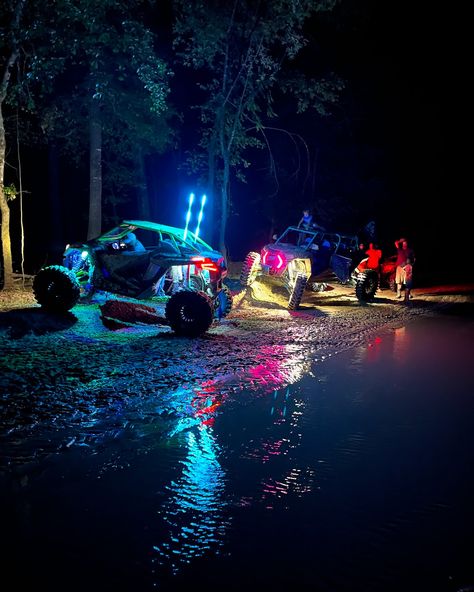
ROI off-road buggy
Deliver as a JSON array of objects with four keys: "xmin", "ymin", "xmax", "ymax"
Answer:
[
  {"xmin": 240, "ymin": 225, "xmax": 379, "ymax": 309},
  {"xmin": 32, "ymin": 220, "xmax": 232, "ymax": 336},
  {"xmin": 351, "ymin": 253, "xmax": 397, "ymax": 292}
]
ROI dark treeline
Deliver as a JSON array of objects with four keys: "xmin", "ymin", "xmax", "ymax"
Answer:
[{"xmin": 1, "ymin": 0, "xmax": 457, "ymax": 286}]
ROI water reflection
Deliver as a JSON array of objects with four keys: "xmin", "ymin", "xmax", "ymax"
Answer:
[
  {"xmin": 151, "ymin": 424, "xmax": 229, "ymax": 577},
  {"xmin": 1, "ymin": 329, "xmax": 315, "ymax": 589},
  {"xmin": 148, "ymin": 343, "xmax": 310, "ymax": 583}
]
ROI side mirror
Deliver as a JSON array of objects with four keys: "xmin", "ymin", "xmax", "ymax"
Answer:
[{"xmin": 272, "ymin": 234, "xmax": 277, "ymax": 241}]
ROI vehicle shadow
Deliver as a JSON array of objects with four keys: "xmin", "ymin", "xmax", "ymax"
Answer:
[{"xmin": 0, "ymin": 308, "xmax": 78, "ymax": 339}]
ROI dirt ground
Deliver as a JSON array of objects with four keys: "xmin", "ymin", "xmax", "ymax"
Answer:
[{"xmin": 1, "ymin": 270, "xmax": 474, "ymax": 471}]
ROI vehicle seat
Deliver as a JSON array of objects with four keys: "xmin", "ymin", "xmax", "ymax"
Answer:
[{"xmin": 151, "ymin": 240, "xmax": 181, "ymax": 257}]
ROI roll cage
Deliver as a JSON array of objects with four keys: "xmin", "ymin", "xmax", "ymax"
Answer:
[{"xmin": 275, "ymin": 226, "xmax": 359, "ymax": 256}]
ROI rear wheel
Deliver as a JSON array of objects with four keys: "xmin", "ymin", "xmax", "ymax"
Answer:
[
  {"xmin": 288, "ymin": 273, "xmax": 308, "ymax": 310},
  {"xmin": 33, "ymin": 265, "xmax": 81, "ymax": 312},
  {"xmin": 355, "ymin": 269, "xmax": 378, "ymax": 302},
  {"xmin": 240, "ymin": 252, "xmax": 260, "ymax": 287},
  {"xmin": 165, "ymin": 290, "xmax": 214, "ymax": 336}
]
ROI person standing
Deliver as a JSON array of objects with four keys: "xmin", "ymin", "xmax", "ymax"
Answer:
[
  {"xmin": 365, "ymin": 242, "xmax": 383, "ymax": 270},
  {"xmin": 403, "ymin": 257, "xmax": 414, "ymax": 303},
  {"xmin": 394, "ymin": 238, "xmax": 415, "ymax": 298},
  {"xmin": 297, "ymin": 208, "xmax": 313, "ymax": 230}
]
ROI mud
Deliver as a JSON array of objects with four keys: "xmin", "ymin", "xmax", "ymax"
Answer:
[{"xmin": 1, "ymin": 277, "xmax": 473, "ymax": 472}]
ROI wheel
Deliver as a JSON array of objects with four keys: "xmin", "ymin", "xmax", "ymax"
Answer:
[
  {"xmin": 288, "ymin": 273, "xmax": 308, "ymax": 310},
  {"xmin": 165, "ymin": 290, "xmax": 214, "ymax": 336},
  {"xmin": 240, "ymin": 252, "xmax": 260, "ymax": 287},
  {"xmin": 355, "ymin": 269, "xmax": 378, "ymax": 302},
  {"xmin": 63, "ymin": 249, "xmax": 94, "ymax": 299},
  {"xmin": 33, "ymin": 265, "xmax": 81, "ymax": 312},
  {"xmin": 214, "ymin": 284, "xmax": 233, "ymax": 319}
]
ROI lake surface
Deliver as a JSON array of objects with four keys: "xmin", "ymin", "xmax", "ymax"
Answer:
[{"xmin": 2, "ymin": 312, "xmax": 474, "ymax": 592}]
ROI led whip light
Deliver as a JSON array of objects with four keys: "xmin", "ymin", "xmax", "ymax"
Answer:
[
  {"xmin": 194, "ymin": 194, "xmax": 207, "ymax": 239},
  {"xmin": 183, "ymin": 192, "xmax": 195, "ymax": 241}
]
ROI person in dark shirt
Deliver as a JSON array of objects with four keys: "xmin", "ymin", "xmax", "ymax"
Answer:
[{"xmin": 122, "ymin": 232, "xmax": 146, "ymax": 252}]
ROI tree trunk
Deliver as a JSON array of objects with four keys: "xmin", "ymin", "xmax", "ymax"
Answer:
[
  {"xmin": 87, "ymin": 98, "xmax": 102, "ymax": 240},
  {"xmin": 0, "ymin": 188, "xmax": 13, "ymax": 291},
  {"xmin": 206, "ymin": 131, "xmax": 217, "ymax": 246},
  {"xmin": 48, "ymin": 143, "xmax": 63, "ymax": 259},
  {"xmin": 0, "ymin": 53, "xmax": 20, "ymax": 291},
  {"xmin": 218, "ymin": 151, "xmax": 230, "ymax": 260},
  {"xmin": 136, "ymin": 150, "xmax": 150, "ymax": 221}
]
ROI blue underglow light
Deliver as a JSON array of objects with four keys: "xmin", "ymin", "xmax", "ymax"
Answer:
[
  {"xmin": 194, "ymin": 194, "xmax": 207, "ymax": 239},
  {"xmin": 183, "ymin": 193, "xmax": 195, "ymax": 241}
]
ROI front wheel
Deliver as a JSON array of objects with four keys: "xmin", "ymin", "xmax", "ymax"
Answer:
[
  {"xmin": 165, "ymin": 290, "xmax": 214, "ymax": 337},
  {"xmin": 355, "ymin": 269, "xmax": 378, "ymax": 302},
  {"xmin": 288, "ymin": 273, "xmax": 308, "ymax": 310},
  {"xmin": 240, "ymin": 252, "xmax": 260, "ymax": 287},
  {"xmin": 33, "ymin": 265, "xmax": 81, "ymax": 312}
]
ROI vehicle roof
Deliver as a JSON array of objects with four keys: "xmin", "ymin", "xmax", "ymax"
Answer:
[{"xmin": 122, "ymin": 220, "xmax": 214, "ymax": 251}]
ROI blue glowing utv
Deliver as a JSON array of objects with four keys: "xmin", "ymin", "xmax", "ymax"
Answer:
[{"xmin": 32, "ymin": 220, "xmax": 232, "ymax": 336}]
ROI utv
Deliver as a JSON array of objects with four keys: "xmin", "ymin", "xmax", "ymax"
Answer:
[
  {"xmin": 33, "ymin": 220, "xmax": 232, "ymax": 336},
  {"xmin": 240, "ymin": 225, "xmax": 378, "ymax": 309}
]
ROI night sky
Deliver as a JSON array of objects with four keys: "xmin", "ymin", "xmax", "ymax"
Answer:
[{"xmin": 6, "ymin": 1, "xmax": 465, "ymax": 283}]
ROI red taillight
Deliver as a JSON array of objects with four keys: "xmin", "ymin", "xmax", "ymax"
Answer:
[
  {"xmin": 191, "ymin": 256, "xmax": 219, "ymax": 272},
  {"xmin": 276, "ymin": 253, "xmax": 285, "ymax": 269},
  {"xmin": 262, "ymin": 249, "xmax": 268, "ymax": 264}
]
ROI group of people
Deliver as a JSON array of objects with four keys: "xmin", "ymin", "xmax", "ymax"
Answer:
[
  {"xmin": 297, "ymin": 207, "xmax": 415, "ymax": 302},
  {"xmin": 358, "ymin": 237, "xmax": 415, "ymax": 302}
]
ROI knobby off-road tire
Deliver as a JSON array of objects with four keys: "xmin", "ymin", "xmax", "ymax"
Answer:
[
  {"xmin": 33, "ymin": 265, "xmax": 81, "ymax": 312},
  {"xmin": 355, "ymin": 269, "xmax": 379, "ymax": 302},
  {"xmin": 63, "ymin": 250, "xmax": 95, "ymax": 301},
  {"xmin": 240, "ymin": 252, "xmax": 260, "ymax": 287},
  {"xmin": 165, "ymin": 290, "xmax": 214, "ymax": 337},
  {"xmin": 288, "ymin": 273, "xmax": 308, "ymax": 310},
  {"xmin": 214, "ymin": 284, "xmax": 233, "ymax": 319}
]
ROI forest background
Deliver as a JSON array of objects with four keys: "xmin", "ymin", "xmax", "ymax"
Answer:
[{"xmin": 0, "ymin": 0, "xmax": 464, "ymax": 288}]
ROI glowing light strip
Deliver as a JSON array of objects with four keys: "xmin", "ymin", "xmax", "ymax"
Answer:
[
  {"xmin": 183, "ymin": 193, "xmax": 195, "ymax": 241},
  {"xmin": 194, "ymin": 194, "xmax": 207, "ymax": 239}
]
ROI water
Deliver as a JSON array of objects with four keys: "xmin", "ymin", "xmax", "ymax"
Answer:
[{"xmin": 2, "ymin": 313, "xmax": 474, "ymax": 592}]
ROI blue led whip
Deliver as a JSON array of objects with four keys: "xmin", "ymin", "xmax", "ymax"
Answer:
[
  {"xmin": 194, "ymin": 194, "xmax": 207, "ymax": 239},
  {"xmin": 183, "ymin": 193, "xmax": 195, "ymax": 241}
]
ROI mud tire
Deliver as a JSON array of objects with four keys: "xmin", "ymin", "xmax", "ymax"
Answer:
[
  {"xmin": 33, "ymin": 265, "xmax": 81, "ymax": 312},
  {"xmin": 165, "ymin": 290, "xmax": 214, "ymax": 337},
  {"xmin": 240, "ymin": 252, "xmax": 260, "ymax": 287},
  {"xmin": 288, "ymin": 273, "xmax": 308, "ymax": 310},
  {"xmin": 214, "ymin": 284, "xmax": 233, "ymax": 319},
  {"xmin": 63, "ymin": 250, "xmax": 94, "ymax": 300},
  {"xmin": 355, "ymin": 269, "xmax": 379, "ymax": 302}
]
